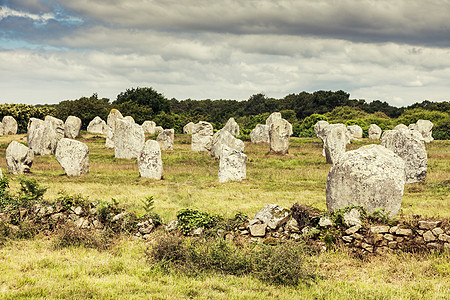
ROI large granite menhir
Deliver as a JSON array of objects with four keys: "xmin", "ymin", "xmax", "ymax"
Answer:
[{"xmin": 55, "ymin": 138, "xmax": 89, "ymax": 176}]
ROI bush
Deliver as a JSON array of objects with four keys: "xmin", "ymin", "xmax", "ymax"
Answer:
[
  {"xmin": 52, "ymin": 224, "xmax": 114, "ymax": 250},
  {"xmin": 176, "ymin": 209, "xmax": 223, "ymax": 235}
]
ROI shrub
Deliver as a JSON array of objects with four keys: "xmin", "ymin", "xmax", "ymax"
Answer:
[
  {"xmin": 176, "ymin": 209, "xmax": 224, "ymax": 235},
  {"xmin": 52, "ymin": 224, "xmax": 114, "ymax": 250}
]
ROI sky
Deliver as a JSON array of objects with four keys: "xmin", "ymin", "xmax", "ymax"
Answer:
[{"xmin": 1, "ymin": 0, "xmax": 450, "ymax": 107}]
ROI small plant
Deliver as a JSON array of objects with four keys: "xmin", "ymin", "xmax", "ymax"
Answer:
[
  {"xmin": 55, "ymin": 191, "xmax": 91, "ymax": 211},
  {"xmin": 140, "ymin": 195, "xmax": 162, "ymax": 225},
  {"xmin": 18, "ymin": 176, "xmax": 47, "ymax": 204},
  {"xmin": 176, "ymin": 209, "xmax": 223, "ymax": 235}
]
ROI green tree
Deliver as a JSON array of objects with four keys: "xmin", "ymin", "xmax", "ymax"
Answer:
[{"xmin": 114, "ymin": 87, "xmax": 170, "ymax": 117}]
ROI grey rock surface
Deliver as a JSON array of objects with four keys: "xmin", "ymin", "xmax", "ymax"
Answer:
[
  {"xmin": 223, "ymin": 117, "xmax": 240, "ymax": 136},
  {"xmin": 114, "ymin": 118, "xmax": 145, "ymax": 159},
  {"xmin": 87, "ymin": 116, "xmax": 107, "ymax": 134},
  {"xmin": 211, "ymin": 129, "xmax": 244, "ymax": 159},
  {"xmin": 64, "ymin": 116, "xmax": 82, "ymax": 139},
  {"xmin": 157, "ymin": 129, "xmax": 174, "ymax": 151},
  {"xmin": 2, "ymin": 116, "xmax": 18, "ymax": 135},
  {"xmin": 218, "ymin": 145, "xmax": 247, "ymax": 183},
  {"xmin": 250, "ymin": 124, "xmax": 270, "ymax": 143},
  {"xmin": 368, "ymin": 124, "xmax": 382, "ymax": 140},
  {"xmin": 5, "ymin": 141, "xmax": 34, "ymax": 174},
  {"xmin": 138, "ymin": 140, "xmax": 163, "ymax": 180},
  {"xmin": 55, "ymin": 138, "xmax": 89, "ymax": 176},
  {"xmin": 191, "ymin": 121, "xmax": 214, "ymax": 152},
  {"xmin": 269, "ymin": 118, "xmax": 290, "ymax": 154}
]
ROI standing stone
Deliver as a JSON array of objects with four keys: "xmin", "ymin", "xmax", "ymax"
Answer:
[
  {"xmin": 269, "ymin": 118, "xmax": 290, "ymax": 154},
  {"xmin": 114, "ymin": 118, "xmax": 145, "ymax": 159},
  {"xmin": 124, "ymin": 116, "xmax": 135, "ymax": 123},
  {"xmin": 218, "ymin": 145, "xmax": 247, "ymax": 183},
  {"xmin": 410, "ymin": 120, "xmax": 433, "ymax": 143},
  {"xmin": 266, "ymin": 112, "xmax": 293, "ymax": 136},
  {"xmin": 324, "ymin": 125, "xmax": 348, "ymax": 164},
  {"xmin": 5, "ymin": 141, "xmax": 34, "ymax": 174},
  {"xmin": 250, "ymin": 124, "xmax": 270, "ymax": 143},
  {"xmin": 183, "ymin": 122, "xmax": 195, "ymax": 134},
  {"xmin": 105, "ymin": 126, "xmax": 115, "ymax": 149},
  {"xmin": 138, "ymin": 140, "xmax": 163, "ymax": 179},
  {"xmin": 314, "ymin": 120, "xmax": 330, "ymax": 141},
  {"xmin": 381, "ymin": 129, "xmax": 428, "ymax": 183},
  {"xmin": 27, "ymin": 117, "xmax": 64, "ymax": 155},
  {"xmin": 105, "ymin": 109, "xmax": 124, "ymax": 148},
  {"xmin": 326, "ymin": 144, "xmax": 406, "ymax": 216},
  {"xmin": 211, "ymin": 129, "xmax": 244, "ymax": 159},
  {"xmin": 223, "ymin": 117, "xmax": 240, "ymax": 136},
  {"xmin": 55, "ymin": 138, "xmax": 89, "ymax": 176},
  {"xmin": 87, "ymin": 116, "xmax": 107, "ymax": 134},
  {"xmin": 394, "ymin": 124, "xmax": 408, "ymax": 131},
  {"xmin": 157, "ymin": 129, "xmax": 175, "ymax": 151},
  {"xmin": 191, "ymin": 121, "xmax": 214, "ymax": 152},
  {"xmin": 0, "ymin": 122, "xmax": 4, "ymax": 135},
  {"xmin": 64, "ymin": 116, "xmax": 82, "ymax": 139},
  {"xmin": 154, "ymin": 126, "xmax": 164, "ymax": 135},
  {"xmin": 2, "ymin": 116, "xmax": 18, "ymax": 135},
  {"xmin": 368, "ymin": 124, "xmax": 382, "ymax": 140},
  {"xmin": 347, "ymin": 125, "xmax": 363, "ymax": 140},
  {"xmin": 142, "ymin": 121, "xmax": 157, "ymax": 135}
]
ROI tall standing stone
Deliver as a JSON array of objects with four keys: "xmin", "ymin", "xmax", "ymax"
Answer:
[
  {"xmin": 138, "ymin": 140, "xmax": 163, "ymax": 179},
  {"xmin": 2, "ymin": 116, "xmax": 18, "ymax": 135},
  {"xmin": 266, "ymin": 112, "xmax": 293, "ymax": 136},
  {"xmin": 105, "ymin": 109, "xmax": 124, "ymax": 148},
  {"xmin": 5, "ymin": 141, "xmax": 34, "ymax": 174},
  {"xmin": 269, "ymin": 118, "xmax": 290, "ymax": 154},
  {"xmin": 211, "ymin": 129, "xmax": 244, "ymax": 159},
  {"xmin": 314, "ymin": 120, "xmax": 329, "ymax": 141},
  {"xmin": 55, "ymin": 138, "xmax": 89, "ymax": 176},
  {"xmin": 368, "ymin": 124, "xmax": 382, "ymax": 140},
  {"xmin": 64, "ymin": 116, "xmax": 82, "ymax": 139},
  {"xmin": 27, "ymin": 117, "xmax": 64, "ymax": 155},
  {"xmin": 87, "ymin": 116, "xmax": 107, "ymax": 134},
  {"xmin": 157, "ymin": 129, "xmax": 175, "ymax": 151},
  {"xmin": 381, "ymin": 129, "xmax": 428, "ymax": 183},
  {"xmin": 347, "ymin": 125, "xmax": 363, "ymax": 140},
  {"xmin": 191, "ymin": 121, "xmax": 214, "ymax": 152},
  {"xmin": 183, "ymin": 122, "xmax": 195, "ymax": 134},
  {"xmin": 142, "ymin": 121, "xmax": 157, "ymax": 135},
  {"xmin": 114, "ymin": 118, "xmax": 145, "ymax": 159},
  {"xmin": 324, "ymin": 125, "xmax": 348, "ymax": 164},
  {"xmin": 394, "ymin": 124, "xmax": 408, "ymax": 131},
  {"xmin": 410, "ymin": 120, "xmax": 433, "ymax": 143},
  {"xmin": 326, "ymin": 144, "xmax": 406, "ymax": 216},
  {"xmin": 154, "ymin": 126, "xmax": 164, "ymax": 135},
  {"xmin": 250, "ymin": 124, "xmax": 269, "ymax": 143},
  {"xmin": 223, "ymin": 118, "xmax": 240, "ymax": 136},
  {"xmin": 218, "ymin": 145, "xmax": 247, "ymax": 183}
]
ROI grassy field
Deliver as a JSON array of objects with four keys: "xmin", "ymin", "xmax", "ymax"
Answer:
[{"xmin": 0, "ymin": 133, "xmax": 449, "ymax": 299}]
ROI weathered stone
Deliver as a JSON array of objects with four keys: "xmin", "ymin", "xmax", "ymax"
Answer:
[
  {"xmin": 394, "ymin": 124, "xmax": 408, "ymax": 131},
  {"xmin": 183, "ymin": 122, "xmax": 195, "ymax": 134},
  {"xmin": 361, "ymin": 242, "xmax": 374, "ymax": 252},
  {"xmin": 395, "ymin": 228, "xmax": 413, "ymax": 236},
  {"xmin": 384, "ymin": 234, "xmax": 395, "ymax": 241},
  {"xmin": 191, "ymin": 121, "xmax": 214, "ymax": 152},
  {"xmin": 269, "ymin": 118, "xmax": 290, "ymax": 154},
  {"xmin": 345, "ymin": 224, "xmax": 361, "ymax": 235},
  {"xmin": 319, "ymin": 217, "xmax": 333, "ymax": 227},
  {"xmin": 114, "ymin": 118, "xmax": 145, "ymax": 159},
  {"xmin": 410, "ymin": 119, "xmax": 433, "ymax": 143},
  {"xmin": 142, "ymin": 121, "xmax": 157, "ymax": 135},
  {"xmin": 418, "ymin": 220, "xmax": 441, "ymax": 230},
  {"xmin": 347, "ymin": 125, "xmax": 363, "ymax": 140},
  {"xmin": 192, "ymin": 227, "xmax": 204, "ymax": 236},
  {"xmin": 157, "ymin": 129, "xmax": 174, "ymax": 151},
  {"xmin": 388, "ymin": 241, "xmax": 398, "ymax": 249},
  {"xmin": 211, "ymin": 129, "xmax": 244, "ymax": 159},
  {"xmin": 5, "ymin": 141, "xmax": 34, "ymax": 174},
  {"xmin": 223, "ymin": 117, "xmax": 240, "ymax": 136},
  {"xmin": 250, "ymin": 124, "xmax": 270, "ymax": 143},
  {"xmin": 324, "ymin": 124, "xmax": 348, "ymax": 164},
  {"xmin": 137, "ymin": 220, "xmax": 155, "ymax": 234},
  {"xmin": 124, "ymin": 116, "xmax": 135, "ymax": 123},
  {"xmin": 427, "ymin": 243, "xmax": 441, "ymax": 249},
  {"xmin": 370, "ymin": 226, "xmax": 390, "ymax": 234},
  {"xmin": 74, "ymin": 206, "xmax": 83, "ymax": 215},
  {"xmin": 105, "ymin": 109, "xmax": 124, "ymax": 147},
  {"xmin": 154, "ymin": 126, "xmax": 164, "ymax": 135},
  {"xmin": 342, "ymin": 236, "xmax": 353, "ymax": 243},
  {"xmin": 55, "ymin": 138, "xmax": 89, "ymax": 176},
  {"xmin": 343, "ymin": 209, "xmax": 362, "ymax": 227},
  {"xmin": 105, "ymin": 126, "xmax": 114, "ymax": 148},
  {"xmin": 2, "ymin": 116, "xmax": 18, "ymax": 135},
  {"xmin": 439, "ymin": 234, "xmax": 450, "ymax": 243},
  {"xmin": 266, "ymin": 112, "xmax": 293, "ymax": 136},
  {"xmin": 286, "ymin": 218, "xmax": 300, "ymax": 232},
  {"xmin": 27, "ymin": 117, "xmax": 64, "ymax": 155},
  {"xmin": 64, "ymin": 116, "xmax": 82, "ymax": 139},
  {"xmin": 423, "ymin": 230, "xmax": 436, "ymax": 242},
  {"xmin": 432, "ymin": 227, "xmax": 444, "ymax": 236},
  {"xmin": 111, "ymin": 212, "xmax": 128, "ymax": 222},
  {"xmin": 254, "ymin": 204, "xmax": 290, "ymax": 230},
  {"xmin": 368, "ymin": 124, "xmax": 382, "ymax": 139},
  {"xmin": 87, "ymin": 116, "xmax": 107, "ymax": 134},
  {"xmin": 314, "ymin": 120, "xmax": 330, "ymax": 141},
  {"xmin": 138, "ymin": 140, "xmax": 163, "ymax": 180},
  {"xmin": 165, "ymin": 220, "xmax": 178, "ymax": 231},
  {"xmin": 381, "ymin": 129, "xmax": 428, "ymax": 183},
  {"xmin": 0, "ymin": 122, "xmax": 3, "ymax": 135},
  {"xmin": 326, "ymin": 144, "xmax": 406, "ymax": 216},
  {"xmin": 249, "ymin": 223, "xmax": 266, "ymax": 237},
  {"xmin": 218, "ymin": 145, "xmax": 247, "ymax": 183}
]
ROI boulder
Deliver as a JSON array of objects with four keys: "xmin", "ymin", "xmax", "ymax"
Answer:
[
  {"xmin": 142, "ymin": 121, "xmax": 157, "ymax": 135},
  {"xmin": 269, "ymin": 118, "xmax": 290, "ymax": 154},
  {"xmin": 324, "ymin": 124, "xmax": 347, "ymax": 164},
  {"xmin": 253, "ymin": 204, "xmax": 290, "ymax": 230},
  {"xmin": 183, "ymin": 122, "xmax": 195, "ymax": 134},
  {"xmin": 55, "ymin": 138, "xmax": 89, "ymax": 176},
  {"xmin": 2, "ymin": 116, "xmax": 18, "ymax": 135},
  {"xmin": 250, "ymin": 124, "xmax": 270, "ymax": 143},
  {"xmin": 211, "ymin": 129, "xmax": 244, "ymax": 159},
  {"xmin": 381, "ymin": 129, "xmax": 428, "ymax": 183},
  {"xmin": 156, "ymin": 129, "xmax": 174, "ymax": 151},
  {"xmin": 5, "ymin": 141, "xmax": 34, "ymax": 174},
  {"xmin": 138, "ymin": 140, "xmax": 163, "ymax": 180},
  {"xmin": 410, "ymin": 119, "xmax": 433, "ymax": 143},
  {"xmin": 347, "ymin": 125, "xmax": 363, "ymax": 140},
  {"xmin": 87, "ymin": 116, "xmax": 107, "ymax": 134},
  {"xmin": 105, "ymin": 109, "xmax": 124, "ymax": 147},
  {"xmin": 64, "ymin": 116, "xmax": 82, "ymax": 139},
  {"xmin": 314, "ymin": 120, "xmax": 329, "ymax": 141},
  {"xmin": 394, "ymin": 124, "xmax": 408, "ymax": 131},
  {"xmin": 218, "ymin": 145, "xmax": 247, "ymax": 183},
  {"xmin": 326, "ymin": 144, "xmax": 406, "ymax": 216},
  {"xmin": 114, "ymin": 118, "xmax": 145, "ymax": 159},
  {"xmin": 191, "ymin": 121, "xmax": 214, "ymax": 152},
  {"xmin": 266, "ymin": 112, "xmax": 293, "ymax": 136},
  {"xmin": 124, "ymin": 116, "xmax": 135, "ymax": 123},
  {"xmin": 368, "ymin": 124, "xmax": 382, "ymax": 140},
  {"xmin": 223, "ymin": 117, "xmax": 240, "ymax": 136},
  {"xmin": 154, "ymin": 126, "xmax": 164, "ymax": 135},
  {"xmin": 27, "ymin": 117, "xmax": 64, "ymax": 155}
]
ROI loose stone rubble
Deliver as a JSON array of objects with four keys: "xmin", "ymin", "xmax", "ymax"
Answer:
[
  {"xmin": 368, "ymin": 124, "xmax": 382, "ymax": 139},
  {"xmin": 218, "ymin": 145, "xmax": 247, "ymax": 183},
  {"xmin": 223, "ymin": 117, "xmax": 240, "ymax": 136},
  {"xmin": 156, "ymin": 129, "xmax": 175, "ymax": 151},
  {"xmin": 87, "ymin": 116, "xmax": 107, "ymax": 134},
  {"xmin": 5, "ymin": 141, "xmax": 34, "ymax": 174},
  {"xmin": 64, "ymin": 116, "xmax": 82, "ymax": 139},
  {"xmin": 138, "ymin": 140, "xmax": 163, "ymax": 179},
  {"xmin": 191, "ymin": 121, "xmax": 214, "ymax": 152},
  {"xmin": 250, "ymin": 124, "xmax": 270, "ymax": 143},
  {"xmin": 2, "ymin": 116, "xmax": 18, "ymax": 135},
  {"xmin": 211, "ymin": 129, "xmax": 244, "ymax": 159},
  {"xmin": 55, "ymin": 138, "xmax": 89, "ymax": 176}
]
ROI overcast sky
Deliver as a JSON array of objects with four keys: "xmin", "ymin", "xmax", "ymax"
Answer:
[{"xmin": 1, "ymin": 0, "xmax": 450, "ymax": 107}]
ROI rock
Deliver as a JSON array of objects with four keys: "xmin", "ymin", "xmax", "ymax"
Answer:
[
  {"xmin": 74, "ymin": 206, "xmax": 83, "ymax": 215},
  {"xmin": 211, "ymin": 129, "xmax": 244, "ymax": 159},
  {"xmin": 124, "ymin": 116, "xmax": 135, "ymax": 123},
  {"xmin": 381, "ymin": 129, "xmax": 428, "ymax": 184},
  {"xmin": 249, "ymin": 223, "xmax": 266, "ymax": 237},
  {"xmin": 137, "ymin": 220, "xmax": 155, "ymax": 234},
  {"xmin": 314, "ymin": 120, "xmax": 329, "ymax": 141},
  {"xmin": 343, "ymin": 209, "xmax": 362, "ymax": 227},
  {"xmin": 423, "ymin": 230, "xmax": 436, "ymax": 242},
  {"xmin": 138, "ymin": 140, "xmax": 163, "ymax": 180},
  {"xmin": 2, "ymin": 116, "xmax": 18, "ymax": 135},
  {"xmin": 112, "ymin": 212, "xmax": 128, "ymax": 222},
  {"xmin": 156, "ymin": 129, "xmax": 174, "ymax": 151},
  {"xmin": 395, "ymin": 228, "xmax": 413, "ymax": 236},
  {"xmin": 342, "ymin": 236, "xmax": 353, "ymax": 243},
  {"xmin": 266, "ymin": 112, "xmax": 293, "ymax": 136},
  {"xmin": 64, "ymin": 116, "xmax": 82, "ymax": 139},
  {"xmin": 394, "ymin": 124, "xmax": 408, "ymax": 131},
  {"xmin": 55, "ymin": 138, "xmax": 89, "ymax": 176},
  {"xmin": 154, "ymin": 126, "xmax": 164, "ymax": 135},
  {"xmin": 326, "ymin": 144, "xmax": 406, "ymax": 216},
  {"xmin": 286, "ymin": 218, "xmax": 300, "ymax": 232},
  {"xmin": 142, "ymin": 121, "xmax": 157, "ymax": 135},
  {"xmin": 114, "ymin": 118, "xmax": 145, "ymax": 159},
  {"xmin": 223, "ymin": 117, "xmax": 239, "ymax": 136},
  {"xmin": 324, "ymin": 124, "xmax": 348, "ymax": 164},
  {"xmin": 165, "ymin": 220, "xmax": 178, "ymax": 231},
  {"xmin": 438, "ymin": 234, "xmax": 450, "ymax": 243},
  {"xmin": 27, "ymin": 117, "xmax": 64, "ymax": 155},
  {"xmin": 5, "ymin": 141, "xmax": 34, "ymax": 174},
  {"xmin": 346, "ymin": 224, "xmax": 361, "ymax": 234},
  {"xmin": 418, "ymin": 220, "xmax": 441, "ymax": 230},
  {"xmin": 318, "ymin": 217, "xmax": 333, "ymax": 227},
  {"xmin": 347, "ymin": 125, "xmax": 363, "ymax": 140},
  {"xmin": 105, "ymin": 126, "xmax": 115, "ymax": 148},
  {"xmin": 105, "ymin": 109, "xmax": 124, "ymax": 147},
  {"xmin": 410, "ymin": 120, "xmax": 433, "ymax": 143},
  {"xmin": 254, "ymin": 204, "xmax": 290, "ymax": 230},
  {"xmin": 218, "ymin": 145, "xmax": 247, "ymax": 183},
  {"xmin": 87, "ymin": 116, "xmax": 107, "ymax": 134},
  {"xmin": 269, "ymin": 118, "xmax": 290, "ymax": 154},
  {"xmin": 191, "ymin": 121, "xmax": 214, "ymax": 152},
  {"xmin": 0, "ymin": 122, "xmax": 3, "ymax": 135},
  {"xmin": 183, "ymin": 122, "xmax": 195, "ymax": 134},
  {"xmin": 250, "ymin": 124, "xmax": 270, "ymax": 143},
  {"xmin": 368, "ymin": 124, "xmax": 382, "ymax": 140},
  {"xmin": 192, "ymin": 227, "xmax": 204, "ymax": 236},
  {"xmin": 370, "ymin": 226, "xmax": 390, "ymax": 234}
]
